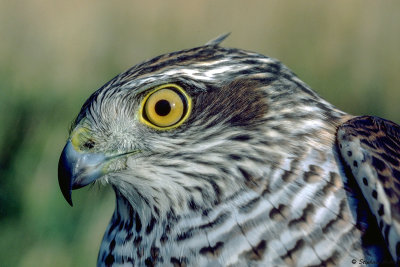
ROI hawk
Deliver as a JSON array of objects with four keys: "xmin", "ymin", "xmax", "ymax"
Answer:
[{"xmin": 58, "ymin": 35, "xmax": 400, "ymax": 266}]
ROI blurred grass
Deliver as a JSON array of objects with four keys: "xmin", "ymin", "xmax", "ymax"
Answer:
[{"xmin": 0, "ymin": 0, "xmax": 399, "ymax": 266}]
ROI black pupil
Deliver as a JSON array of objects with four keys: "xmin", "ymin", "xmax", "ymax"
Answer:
[{"xmin": 155, "ymin": 99, "xmax": 171, "ymax": 116}]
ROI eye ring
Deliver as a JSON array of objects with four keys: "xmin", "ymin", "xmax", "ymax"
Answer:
[{"xmin": 139, "ymin": 84, "xmax": 192, "ymax": 130}]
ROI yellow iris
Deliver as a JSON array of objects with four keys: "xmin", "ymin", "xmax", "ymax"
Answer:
[{"xmin": 140, "ymin": 84, "xmax": 192, "ymax": 130}]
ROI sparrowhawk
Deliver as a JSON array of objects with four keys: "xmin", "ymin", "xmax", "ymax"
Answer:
[{"xmin": 58, "ymin": 35, "xmax": 400, "ymax": 266}]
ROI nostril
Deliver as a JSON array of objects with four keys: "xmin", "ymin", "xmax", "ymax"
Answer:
[{"xmin": 83, "ymin": 140, "xmax": 95, "ymax": 149}]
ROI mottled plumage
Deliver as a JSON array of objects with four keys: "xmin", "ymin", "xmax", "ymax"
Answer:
[{"xmin": 58, "ymin": 36, "xmax": 400, "ymax": 266}]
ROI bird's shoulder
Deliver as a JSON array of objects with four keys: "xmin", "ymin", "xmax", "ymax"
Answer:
[{"xmin": 337, "ymin": 115, "xmax": 400, "ymax": 261}]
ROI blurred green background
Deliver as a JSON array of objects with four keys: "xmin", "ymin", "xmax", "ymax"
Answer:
[{"xmin": 1, "ymin": 0, "xmax": 399, "ymax": 266}]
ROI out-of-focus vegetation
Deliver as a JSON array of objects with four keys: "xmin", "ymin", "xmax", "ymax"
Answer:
[{"xmin": 0, "ymin": 0, "xmax": 399, "ymax": 266}]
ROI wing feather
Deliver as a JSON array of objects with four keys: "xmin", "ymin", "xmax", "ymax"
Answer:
[{"xmin": 337, "ymin": 115, "xmax": 400, "ymax": 261}]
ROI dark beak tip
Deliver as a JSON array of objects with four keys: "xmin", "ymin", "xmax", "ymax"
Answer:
[
  {"xmin": 62, "ymin": 188, "xmax": 74, "ymax": 207},
  {"xmin": 58, "ymin": 149, "xmax": 74, "ymax": 207},
  {"xmin": 57, "ymin": 140, "xmax": 106, "ymax": 207}
]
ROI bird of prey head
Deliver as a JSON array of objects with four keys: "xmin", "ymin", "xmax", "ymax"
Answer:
[{"xmin": 58, "ymin": 35, "xmax": 400, "ymax": 266}]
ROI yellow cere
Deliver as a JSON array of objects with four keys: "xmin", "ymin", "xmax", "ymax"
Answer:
[
  {"xmin": 70, "ymin": 127, "xmax": 92, "ymax": 151},
  {"xmin": 140, "ymin": 84, "xmax": 192, "ymax": 130}
]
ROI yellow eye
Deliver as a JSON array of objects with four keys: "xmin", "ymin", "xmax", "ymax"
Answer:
[{"xmin": 140, "ymin": 84, "xmax": 192, "ymax": 130}]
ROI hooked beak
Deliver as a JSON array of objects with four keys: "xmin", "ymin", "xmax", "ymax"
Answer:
[{"xmin": 58, "ymin": 140, "xmax": 107, "ymax": 206}]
